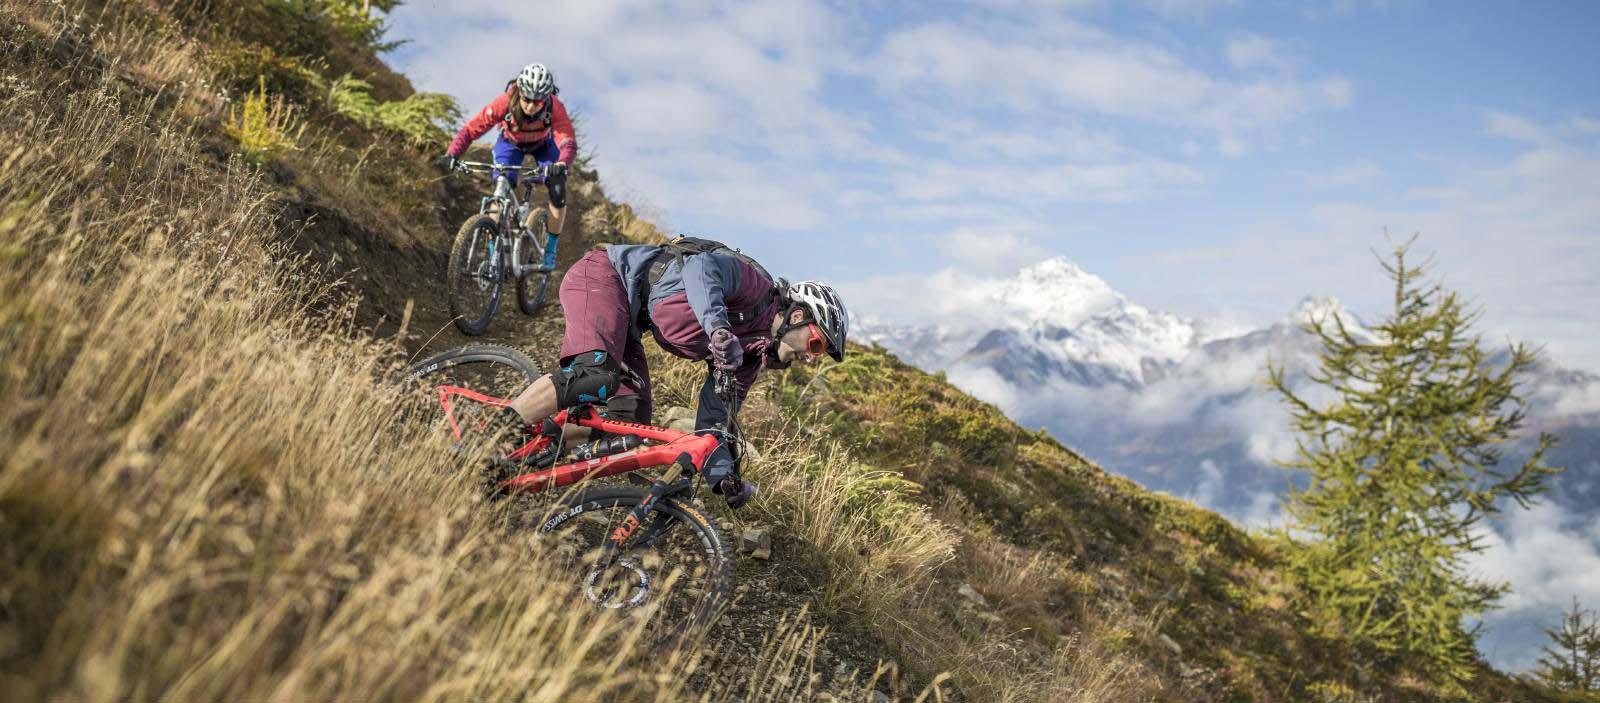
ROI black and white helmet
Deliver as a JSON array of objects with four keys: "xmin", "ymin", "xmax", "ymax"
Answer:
[
  {"xmin": 516, "ymin": 63, "xmax": 558, "ymax": 100},
  {"xmin": 786, "ymin": 281, "xmax": 849, "ymax": 361}
]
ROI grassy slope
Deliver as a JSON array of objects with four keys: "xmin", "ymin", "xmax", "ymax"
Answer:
[{"xmin": 0, "ymin": 1, "xmax": 1576, "ymax": 702}]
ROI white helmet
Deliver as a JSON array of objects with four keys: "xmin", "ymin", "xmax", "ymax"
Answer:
[
  {"xmin": 516, "ymin": 63, "xmax": 558, "ymax": 100},
  {"xmin": 786, "ymin": 281, "xmax": 849, "ymax": 361}
]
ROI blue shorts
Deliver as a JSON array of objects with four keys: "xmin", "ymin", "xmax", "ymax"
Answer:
[{"xmin": 492, "ymin": 133, "xmax": 560, "ymax": 187}]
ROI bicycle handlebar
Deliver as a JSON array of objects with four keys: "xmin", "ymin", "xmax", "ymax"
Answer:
[{"xmin": 454, "ymin": 160, "xmax": 554, "ymax": 179}]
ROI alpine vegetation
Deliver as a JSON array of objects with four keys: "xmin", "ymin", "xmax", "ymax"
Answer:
[{"xmin": 1269, "ymin": 240, "xmax": 1562, "ymax": 688}]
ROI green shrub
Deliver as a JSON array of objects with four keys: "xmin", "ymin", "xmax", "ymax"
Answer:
[
  {"xmin": 209, "ymin": 41, "xmax": 326, "ymax": 103},
  {"xmin": 327, "ymin": 74, "xmax": 460, "ymax": 148}
]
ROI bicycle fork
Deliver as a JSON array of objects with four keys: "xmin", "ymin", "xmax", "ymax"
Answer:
[{"xmin": 601, "ymin": 456, "xmax": 695, "ymax": 555}]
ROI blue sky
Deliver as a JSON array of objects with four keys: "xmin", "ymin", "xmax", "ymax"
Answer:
[
  {"xmin": 386, "ymin": 1, "xmax": 1600, "ymax": 671},
  {"xmin": 389, "ymin": 0, "xmax": 1600, "ymax": 369}
]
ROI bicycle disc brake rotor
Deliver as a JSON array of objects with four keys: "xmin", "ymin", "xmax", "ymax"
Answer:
[
  {"xmin": 583, "ymin": 555, "xmax": 652, "ymax": 609},
  {"xmin": 474, "ymin": 252, "xmax": 495, "ymax": 291}
]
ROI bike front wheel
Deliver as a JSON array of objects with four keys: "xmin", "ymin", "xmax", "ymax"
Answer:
[
  {"xmin": 534, "ymin": 485, "xmax": 734, "ymax": 644},
  {"xmin": 448, "ymin": 214, "xmax": 503, "ymax": 336},
  {"xmin": 516, "ymin": 209, "xmax": 552, "ymax": 315}
]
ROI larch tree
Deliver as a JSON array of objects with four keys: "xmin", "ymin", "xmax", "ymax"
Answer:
[
  {"xmin": 1269, "ymin": 240, "xmax": 1562, "ymax": 685},
  {"xmin": 1535, "ymin": 598, "xmax": 1600, "ymax": 694}
]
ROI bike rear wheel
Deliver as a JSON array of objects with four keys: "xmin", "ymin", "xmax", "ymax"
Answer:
[
  {"xmin": 516, "ymin": 209, "xmax": 553, "ymax": 315},
  {"xmin": 534, "ymin": 485, "xmax": 734, "ymax": 643},
  {"xmin": 405, "ymin": 344, "xmax": 542, "ymax": 435},
  {"xmin": 448, "ymin": 214, "xmax": 503, "ymax": 336},
  {"xmin": 408, "ymin": 343, "xmax": 541, "ymax": 389}
]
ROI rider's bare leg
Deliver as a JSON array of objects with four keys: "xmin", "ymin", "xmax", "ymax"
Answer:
[
  {"xmin": 507, "ymin": 376, "xmax": 591, "ymax": 441},
  {"xmin": 539, "ymin": 202, "xmax": 565, "ymax": 235},
  {"xmin": 509, "ymin": 376, "xmax": 555, "ymax": 425}
]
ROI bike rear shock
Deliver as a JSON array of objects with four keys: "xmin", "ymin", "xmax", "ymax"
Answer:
[{"xmin": 568, "ymin": 434, "xmax": 646, "ymax": 461}]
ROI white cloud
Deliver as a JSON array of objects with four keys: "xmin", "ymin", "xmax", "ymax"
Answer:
[
  {"xmin": 935, "ymin": 227, "xmax": 1056, "ymax": 275},
  {"xmin": 946, "ymin": 365, "xmax": 1023, "ymax": 414},
  {"xmin": 1320, "ymin": 77, "xmax": 1354, "ymax": 108},
  {"xmin": 1469, "ymin": 501, "xmax": 1600, "ymax": 670},
  {"xmin": 1226, "ymin": 34, "xmax": 1291, "ymax": 72},
  {"xmin": 1486, "ymin": 111, "xmax": 1547, "ymax": 143},
  {"xmin": 1147, "ymin": 117, "xmax": 1600, "ymax": 371},
  {"xmin": 1144, "ymin": 0, "xmax": 1242, "ymax": 18},
  {"xmin": 872, "ymin": 21, "xmax": 1347, "ymax": 135},
  {"xmin": 1304, "ymin": 158, "xmax": 1383, "ymax": 187}
]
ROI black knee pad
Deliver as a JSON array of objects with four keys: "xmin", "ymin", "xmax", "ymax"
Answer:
[
  {"xmin": 553, "ymin": 350, "xmax": 621, "ymax": 407},
  {"xmin": 545, "ymin": 169, "xmax": 567, "ymax": 209},
  {"xmin": 603, "ymin": 395, "xmax": 646, "ymax": 423}
]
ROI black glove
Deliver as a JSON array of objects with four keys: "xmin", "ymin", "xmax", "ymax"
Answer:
[
  {"xmin": 717, "ymin": 476, "xmax": 756, "ymax": 509},
  {"xmin": 700, "ymin": 434, "xmax": 755, "ymax": 509},
  {"xmin": 547, "ymin": 161, "xmax": 568, "ymax": 179},
  {"xmin": 439, "ymin": 154, "xmax": 460, "ymax": 171}
]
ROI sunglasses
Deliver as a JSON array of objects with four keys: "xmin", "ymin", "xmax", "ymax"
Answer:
[{"xmin": 803, "ymin": 323, "xmax": 828, "ymax": 358}]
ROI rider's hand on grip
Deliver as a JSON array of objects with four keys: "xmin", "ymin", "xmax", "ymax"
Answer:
[
  {"xmin": 716, "ymin": 476, "xmax": 756, "ymax": 509},
  {"xmin": 709, "ymin": 328, "xmax": 743, "ymax": 373},
  {"xmin": 439, "ymin": 154, "xmax": 460, "ymax": 171}
]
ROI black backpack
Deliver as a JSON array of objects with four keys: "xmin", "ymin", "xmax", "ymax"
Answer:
[{"xmin": 645, "ymin": 236, "xmax": 782, "ymax": 326}]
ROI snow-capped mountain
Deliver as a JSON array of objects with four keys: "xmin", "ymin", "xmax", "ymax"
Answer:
[
  {"xmin": 855, "ymin": 257, "xmax": 1600, "ymax": 673},
  {"xmin": 856, "ymin": 258, "xmax": 1599, "ymax": 528},
  {"xmin": 858, "ymin": 257, "xmax": 1212, "ymax": 388}
]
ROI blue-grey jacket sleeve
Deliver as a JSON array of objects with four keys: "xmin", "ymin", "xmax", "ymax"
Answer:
[{"xmin": 682, "ymin": 253, "xmax": 742, "ymax": 335}]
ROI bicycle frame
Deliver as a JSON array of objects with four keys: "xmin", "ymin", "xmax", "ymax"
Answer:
[{"xmin": 434, "ymin": 385, "xmax": 722, "ymax": 495}]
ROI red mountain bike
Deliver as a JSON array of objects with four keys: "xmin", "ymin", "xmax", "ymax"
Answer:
[{"xmin": 407, "ymin": 344, "xmax": 739, "ymax": 639}]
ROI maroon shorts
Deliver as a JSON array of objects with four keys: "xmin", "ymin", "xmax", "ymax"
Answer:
[{"xmin": 558, "ymin": 250, "xmax": 652, "ymax": 421}]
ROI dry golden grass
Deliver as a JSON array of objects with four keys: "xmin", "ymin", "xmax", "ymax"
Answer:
[
  {"xmin": 0, "ymin": 7, "xmax": 851, "ymax": 700},
  {"xmin": 0, "ymin": 3, "xmax": 1187, "ymax": 701}
]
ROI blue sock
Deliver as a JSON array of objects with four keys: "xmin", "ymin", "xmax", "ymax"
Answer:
[{"xmin": 542, "ymin": 231, "xmax": 560, "ymax": 268}]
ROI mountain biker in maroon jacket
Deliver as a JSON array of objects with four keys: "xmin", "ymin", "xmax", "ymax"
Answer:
[
  {"xmin": 492, "ymin": 240, "xmax": 850, "ymax": 508},
  {"xmin": 440, "ymin": 63, "xmax": 576, "ymax": 270}
]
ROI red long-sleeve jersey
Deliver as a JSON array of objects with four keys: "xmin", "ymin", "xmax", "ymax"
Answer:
[{"xmin": 447, "ymin": 91, "xmax": 577, "ymax": 163}]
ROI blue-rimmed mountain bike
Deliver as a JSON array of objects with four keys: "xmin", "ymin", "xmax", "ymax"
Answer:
[{"xmin": 447, "ymin": 160, "xmax": 559, "ymax": 335}]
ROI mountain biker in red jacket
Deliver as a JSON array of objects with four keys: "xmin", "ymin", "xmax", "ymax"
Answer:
[
  {"xmin": 491, "ymin": 241, "xmax": 850, "ymax": 508},
  {"xmin": 440, "ymin": 63, "xmax": 576, "ymax": 270}
]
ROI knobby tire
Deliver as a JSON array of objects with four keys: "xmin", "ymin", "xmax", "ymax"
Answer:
[
  {"xmin": 534, "ymin": 485, "xmax": 735, "ymax": 644},
  {"xmin": 448, "ymin": 214, "xmax": 502, "ymax": 336},
  {"xmin": 517, "ymin": 209, "xmax": 552, "ymax": 315}
]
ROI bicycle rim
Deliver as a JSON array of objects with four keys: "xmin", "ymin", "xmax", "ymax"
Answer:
[
  {"xmin": 448, "ymin": 215, "xmax": 502, "ymax": 336},
  {"xmin": 534, "ymin": 486, "xmax": 734, "ymax": 643}
]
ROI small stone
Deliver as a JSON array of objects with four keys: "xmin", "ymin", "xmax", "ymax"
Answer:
[
  {"xmin": 751, "ymin": 547, "xmax": 772, "ymax": 560},
  {"xmin": 1156, "ymin": 633, "xmax": 1183, "ymax": 657},
  {"xmin": 664, "ymin": 406, "xmax": 695, "ymax": 424},
  {"xmin": 834, "ymin": 662, "xmax": 853, "ymax": 681},
  {"xmin": 956, "ymin": 583, "xmax": 990, "ymax": 609},
  {"xmin": 873, "ymin": 691, "xmax": 891, "ymax": 703},
  {"xmin": 741, "ymin": 527, "xmax": 771, "ymax": 555},
  {"xmin": 667, "ymin": 418, "xmax": 696, "ymax": 433}
]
